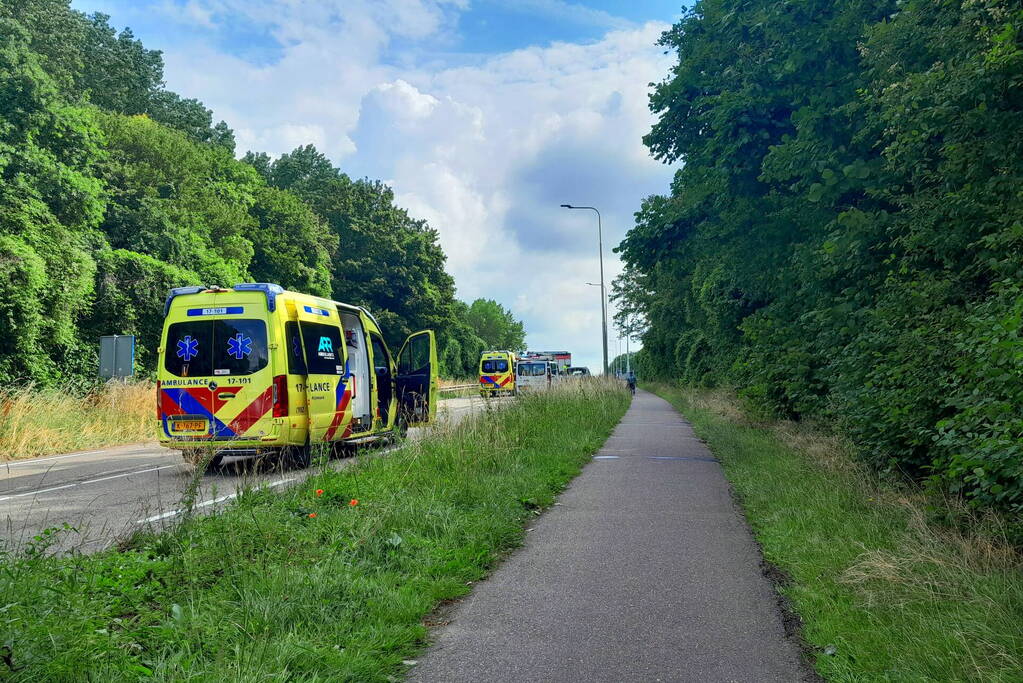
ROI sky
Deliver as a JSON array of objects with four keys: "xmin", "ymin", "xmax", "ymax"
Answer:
[{"xmin": 72, "ymin": 0, "xmax": 682, "ymax": 373}]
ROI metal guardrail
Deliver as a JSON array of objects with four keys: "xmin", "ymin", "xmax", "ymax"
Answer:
[{"xmin": 439, "ymin": 383, "xmax": 477, "ymax": 392}]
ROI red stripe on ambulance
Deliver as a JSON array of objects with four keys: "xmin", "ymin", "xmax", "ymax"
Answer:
[
  {"xmin": 226, "ymin": 386, "xmax": 274, "ymax": 436},
  {"xmin": 160, "ymin": 391, "xmax": 186, "ymax": 419},
  {"xmin": 323, "ymin": 388, "xmax": 352, "ymax": 441}
]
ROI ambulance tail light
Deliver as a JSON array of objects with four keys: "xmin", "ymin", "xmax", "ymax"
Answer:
[
  {"xmin": 272, "ymin": 375, "xmax": 288, "ymax": 417},
  {"xmin": 156, "ymin": 380, "xmax": 161, "ymax": 419}
]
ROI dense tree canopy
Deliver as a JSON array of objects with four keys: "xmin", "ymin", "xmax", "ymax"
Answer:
[
  {"xmin": 0, "ymin": 0, "xmax": 522, "ymax": 382},
  {"xmin": 618, "ymin": 0, "xmax": 1023, "ymax": 513},
  {"xmin": 463, "ymin": 299, "xmax": 526, "ymax": 352}
]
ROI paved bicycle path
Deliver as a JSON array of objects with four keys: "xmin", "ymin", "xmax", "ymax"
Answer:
[{"xmin": 410, "ymin": 389, "xmax": 811, "ymax": 682}]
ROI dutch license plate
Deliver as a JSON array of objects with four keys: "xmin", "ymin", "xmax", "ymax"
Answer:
[{"xmin": 171, "ymin": 419, "xmax": 207, "ymax": 433}]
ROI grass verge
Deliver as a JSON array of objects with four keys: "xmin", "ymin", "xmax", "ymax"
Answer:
[
  {"xmin": 0, "ymin": 379, "xmax": 628, "ymax": 681},
  {"xmin": 649, "ymin": 383, "xmax": 1023, "ymax": 682},
  {"xmin": 0, "ymin": 382, "xmax": 154, "ymax": 460}
]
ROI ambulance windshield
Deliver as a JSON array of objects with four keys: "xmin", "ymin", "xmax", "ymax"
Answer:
[{"xmin": 481, "ymin": 359, "xmax": 509, "ymax": 373}]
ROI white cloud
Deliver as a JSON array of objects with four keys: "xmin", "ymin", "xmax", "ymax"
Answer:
[
  {"xmin": 498, "ymin": 0, "xmax": 632, "ymax": 30},
  {"xmin": 148, "ymin": 2, "xmax": 672, "ymax": 372}
]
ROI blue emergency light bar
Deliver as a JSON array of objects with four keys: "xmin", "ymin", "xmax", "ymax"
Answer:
[
  {"xmin": 164, "ymin": 282, "xmax": 285, "ymax": 315},
  {"xmin": 232, "ymin": 283, "xmax": 284, "ymax": 312},
  {"xmin": 163, "ymin": 286, "xmax": 205, "ymax": 315}
]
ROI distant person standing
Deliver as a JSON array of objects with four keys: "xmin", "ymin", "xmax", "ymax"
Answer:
[{"xmin": 626, "ymin": 371, "xmax": 636, "ymax": 395}]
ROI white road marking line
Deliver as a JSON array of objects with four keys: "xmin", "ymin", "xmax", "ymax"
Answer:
[
  {"xmin": 0, "ymin": 465, "xmax": 178, "ymax": 502},
  {"xmin": 136, "ymin": 476, "xmax": 299, "ymax": 524},
  {"xmin": 2, "ymin": 450, "xmax": 108, "ymax": 467},
  {"xmin": 138, "ymin": 508, "xmax": 185, "ymax": 524},
  {"xmin": 80, "ymin": 465, "xmax": 176, "ymax": 485},
  {"xmin": 0, "ymin": 483, "xmax": 77, "ymax": 502}
]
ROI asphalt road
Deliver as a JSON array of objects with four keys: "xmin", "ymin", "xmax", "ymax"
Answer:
[
  {"xmin": 0, "ymin": 395, "xmax": 491, "ymax": 554},
  {"xmin": 410, "ymin": 390, "xmax": 812, "ymax": 683}
]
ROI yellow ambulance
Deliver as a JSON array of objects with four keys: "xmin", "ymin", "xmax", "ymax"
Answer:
[
  {"xmin": 157, "ymin": 283, "xmax": 438, "ymax": 468},
  {"xmin": 478, "ymin": 350, "xmax": 516, "ymax": 397}
]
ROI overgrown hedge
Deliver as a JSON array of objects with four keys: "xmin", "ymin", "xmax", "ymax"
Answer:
[
  {"xmin": 617, "ymin": 0, "xmax": 1023, "ymax": 513},
  {"xmin": 0, "ymin": 2, "xmax": 524, "ymax": 385}
]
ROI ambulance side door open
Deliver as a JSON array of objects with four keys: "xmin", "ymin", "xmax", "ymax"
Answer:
[
  {"xmin": 297, "ymin": 307, "xmax": 349, "ymax": 442},
  {"xmin": 396, "ymin": 330, "xmax": 438, "ymax": 425}
]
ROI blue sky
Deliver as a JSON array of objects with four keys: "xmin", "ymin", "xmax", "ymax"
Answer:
[
  {"xmin": 71, "ymin": 0, "xmax": 683, "ymax": 372},
  {"xmin": 74, "ymin": 1, "xmax": 681, "ymax": 61}
]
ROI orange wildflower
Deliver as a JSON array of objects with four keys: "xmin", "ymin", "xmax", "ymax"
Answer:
[
  {"xmin": 349, "ymin": 499, "xmax": 359, "ymax": 507},
  {"xmin": 316, "ymin": 489, "xmax": 324, "ymax": 497},
  {"xmin": 308, "ymin": 513, "xmax": 317, "ymax": 518}
]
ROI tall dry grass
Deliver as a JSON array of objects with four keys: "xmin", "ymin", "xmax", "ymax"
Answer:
[{"xmin": 0, "ymin": 382, "xmax": 154, "ymax": 460}]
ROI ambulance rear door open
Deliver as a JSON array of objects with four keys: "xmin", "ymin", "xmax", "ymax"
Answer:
[
  {"xmin": 396, "ymin": 330, "xmax": 438, "ymax": 425},
  {"xmin": 338, "ymin": 309, "xmax": 372, "ymax": 434},
  {"xmin": 296, "ymin": 303, "xmax": 349, "ymax": 443}
]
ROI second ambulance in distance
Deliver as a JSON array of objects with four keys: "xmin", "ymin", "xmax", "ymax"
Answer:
[
  {"xmin": 157, "ymin": 283, "xmax": 438, "ymax": 468},
  {"xmin": 478, "ymin": 350, "xmax": 516, "ymax": 397}
]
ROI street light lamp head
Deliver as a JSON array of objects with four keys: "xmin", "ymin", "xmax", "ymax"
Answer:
[{"xmin": 560, "ymin": 204, "xmax": 574, "ymax": 208}]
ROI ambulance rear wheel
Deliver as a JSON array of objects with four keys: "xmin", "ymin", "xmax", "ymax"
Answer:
[
  {"xmin": 184, "ymin": 450, "xmax": 222, "ymax": 471},
  {"xmin": 284, "ymin": 443, "xmax": 312, "ymax": 469},
  {"xmin": 331, "ymin": 441, "xmax": 356, "ymax": 459}
]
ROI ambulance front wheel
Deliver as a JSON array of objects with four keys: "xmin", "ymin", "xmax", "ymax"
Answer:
[
  {"xmin": 395, "ymin": 411, "xmax": 410, "ymax": 439},
  {"xmin": 331, "ymin": 441, "xmax": 356, "ymax": 459}
]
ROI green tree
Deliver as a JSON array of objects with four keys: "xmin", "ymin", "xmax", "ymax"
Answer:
[
  {"xmin": 0, "ymin": 17, "xmax": 103, "ymax": 382},
  {"xmin": 248, "ymin": 185, "xmax": 335, "ymax": 297},
  {"xmin": 2, "ymin": 1, "xmax": 235, "ymax": 148},
  {"xmin": 464, "ymin": 298, "xmax": 525, "ymax": 351},
  {"xmin": 0, "ymin": 2, "xmax": 503, "ymax": 393},
  {"xmin": 93, "ymin": 111, "xmax": 254, "ymax": 286},
  {"xmin": 81, "ymin": 249, "xmax": 200, "ymax": 371},
  {"xmin": 255, "ymin": 145, "xmax": 458, "ymax": 349},
  {"xmin": 147, "ymin": 91, "xmax": 236, "ymax": 152},
  {"xmin": 440, "ymin": 300, "xmax": 489, "ymax": 378},
  {"xmin": 622, "ymin": 0, "xmax": 1023, "ymax": 512}
]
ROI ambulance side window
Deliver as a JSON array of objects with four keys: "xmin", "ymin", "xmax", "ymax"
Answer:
[
  {"xmin": 301, "ymin": 322, "xmax": 345, "ymax": 375},
  {"xmin": 371, "ymin": 336, "xmax": 391, "ymax": 375},
  {"xmin": 398, "ymin": 334, "xmax": 430, "ymax": 375},
  {"xmin": 285, "ymin": 321, "xmax": 307, "ymax": 375}
]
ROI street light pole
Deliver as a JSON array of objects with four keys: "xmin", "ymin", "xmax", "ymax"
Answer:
[{"xmin": 562, "ymin": 204, "xmax": 608, "ymax": 375}]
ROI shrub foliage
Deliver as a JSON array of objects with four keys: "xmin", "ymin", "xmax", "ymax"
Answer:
[
  {"xmin": 616, "ymin": 0, "xmax": 1023, "ymax": 512},
  {"xmin": 0, "ymin": 0, "xmax": 523, "ymax": 382}
]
